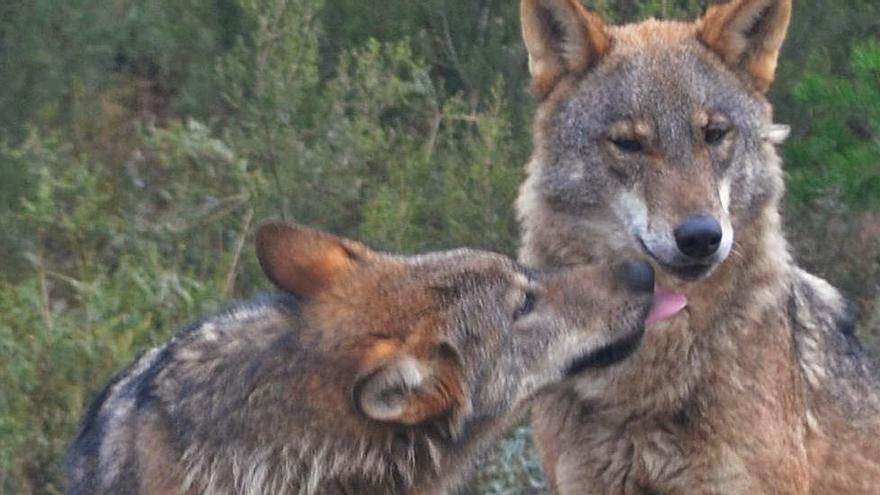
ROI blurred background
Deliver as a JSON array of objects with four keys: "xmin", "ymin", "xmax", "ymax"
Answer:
[{"xmin": 0, "ymin": 0, "xmax": 877, "ymax": 493}]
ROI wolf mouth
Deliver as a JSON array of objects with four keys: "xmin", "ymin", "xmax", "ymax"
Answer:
[
  {"xmin": 636, "ymin": 237, "xmax": 714, "ymax": 282},
  {"xmin": 665, "ymin": 263, "xmax": 713, "ymax": 281},
  {"xmin": 564, "ymin": 326, "xmax": 645, "ymax": 377}
]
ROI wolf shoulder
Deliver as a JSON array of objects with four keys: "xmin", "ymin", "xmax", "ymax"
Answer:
[{"xmin": 789, "ymin": 268, "xmax": 879, "ymax": 398}]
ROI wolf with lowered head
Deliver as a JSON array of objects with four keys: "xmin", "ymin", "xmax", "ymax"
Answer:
[
  {"xmin": 67, "ymin": 220, "xmax": 656, "ymax": 494},
  {"xmin": 517, "ymin": 0, "xmax": 880, "ymax": 493}
]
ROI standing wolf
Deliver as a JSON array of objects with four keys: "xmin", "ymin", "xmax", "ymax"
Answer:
[
  {"xmin": 517, "ymin": 0, "xmax": 880, "ymax": 493},
  {"xmin": 67, "ymin": 220, "xmax": 657, "ymax": 494}
]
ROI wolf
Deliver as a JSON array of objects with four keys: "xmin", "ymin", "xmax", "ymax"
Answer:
[
  {"xmin": 516, "ymin": 0, "xmax": 880, "ymax": 493},
  {"xmin": 67, "ymin": 220, "xmax": 657, "ymax": 495}
]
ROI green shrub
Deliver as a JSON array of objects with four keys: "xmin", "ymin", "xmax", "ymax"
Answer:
[{"xmin": 785, "ymin": 40, "xmax": 880, "ymax": 210}]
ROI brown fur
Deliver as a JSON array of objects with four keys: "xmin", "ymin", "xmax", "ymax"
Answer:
[
  {"xmin": 517, "ymin": 0, "xmax": 880, "ymax": 493},
  {"xmin": 67, "ymin": 221, "xmax": 653, "ymax": 494},
  {"xmin": 521, "ymin": 0, "xmax": 610, "ymax": 98},
  {"xmin": 699, "ymin": 0, "xmax": 792, "ymax": 93}
]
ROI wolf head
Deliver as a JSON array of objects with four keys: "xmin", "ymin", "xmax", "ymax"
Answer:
[
  {"xmin": 256, "ymin": 220, "xmax": 652, "ymax": 433},
  {"xmin": 518, "ymin": 0, "xmax": 792, "ymax": 282}
]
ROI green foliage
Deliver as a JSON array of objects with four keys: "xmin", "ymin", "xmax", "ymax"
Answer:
[
  {"xmin": 785, "ymin": 40, "xmax": 880, "ymax": 209},
  {"xmin": 587, "ymin": 0, "xmax": 703, "ymax": 22},
  {"xmin": 0, "ymin": 123, "xmax": 263, "ymax": 493},
  {"xmin": 0, "ymin": 0, "xmax": 877, "ymax": 492},
  {"xmin": 0, "ymin": 0, "xmax": 242, "ymax": 144},
  {"xmin": 215, "ymin": 0, "xmax": 524, "ymax": 252}
]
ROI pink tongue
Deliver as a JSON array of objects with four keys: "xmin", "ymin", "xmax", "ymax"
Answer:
[{"xmin": 646, "ymin": 287, "xmax": 688, "ymax": 326}]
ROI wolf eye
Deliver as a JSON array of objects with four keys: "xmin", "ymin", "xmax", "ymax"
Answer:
[
  {"xmin": 705, "ymin": 126, "xmax": 730, "ymax": 146},
  {"xmin": 514, "ymin": 291, "xmax": 537, "ymax": 320},
  {"xmin": 611, "ymin": 138, "xmax": 644, "ymax": 153}
]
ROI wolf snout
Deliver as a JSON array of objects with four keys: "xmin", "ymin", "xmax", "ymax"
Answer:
[
  {"xmin": 674, "ymin": 214, "xmax": 723, "ymax": 259},
  {"xmin": 620, "ymin": 260, "xmax": 654, "ymax": 293}
]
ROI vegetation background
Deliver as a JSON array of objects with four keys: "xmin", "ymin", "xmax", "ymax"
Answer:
[{"xmin": 0, "ymin": 0, "xmax": 877, "ymax": 493}]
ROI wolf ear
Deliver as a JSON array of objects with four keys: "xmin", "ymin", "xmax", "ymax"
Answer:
[
  {"xmin": 255, "ymin": 220, "xmax": 369, "ymax": 298},
  {"xmin": 698, "ymin": 0, "xmax": 792, "ymax": 94},
  {"xmin": 354, "ymin": 355, "xmax": 463, "ymax": 426},
  {"xmin": 520, "ymin": 0, "xmax": 610, "ymax": 98}
]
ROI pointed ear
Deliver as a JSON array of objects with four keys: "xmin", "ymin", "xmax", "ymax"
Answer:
[
  {"xmin": 698, "ymin": 0, "xmax": 792, "ymax": 93},
  {"xmin": 255, "ymin": 220, "xmax": 370, "ymax": 298},
  {"xmin": 520, "ymin": 0, "xmax": 610, "ymax": 98},
  {"xmin": 353, "ymin": 355, "xmax": 463, "ymax": 426}
]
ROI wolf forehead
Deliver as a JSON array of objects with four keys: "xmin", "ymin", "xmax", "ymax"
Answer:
[
  {"xmin": 317, "ymin": 247, "xmax": 532, "ymax": 302},
  {"xmin": 299, "ymin": 249, "xmax": 534, "ymax": 339},
  {"xmin": 553, "ymin": 41, "xmax": 768, "ymax": 139},
  {"xmin": 398, "ymin": 249, "xmax": 533, "ymax": 294},
  {"xmin": 188, "ymin": 252, "xmax": 527, "ymax": 336}
]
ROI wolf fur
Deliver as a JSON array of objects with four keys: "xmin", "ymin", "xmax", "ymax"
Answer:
[
  {"xmin": 67, "ymin": 220, "xmax": 652, "ymax": 494},
  {"xmin": 516, "ymin": 0, "xmax": 880, "ymax": 493}
]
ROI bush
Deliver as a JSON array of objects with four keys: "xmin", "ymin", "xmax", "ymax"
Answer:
[
  {"xmin": 785, "ymin": 40, "xmax": 880, "ymax": 210},
  {"xmin": 0, "ymin": 124, "xmax": 260, "ymax": 493}
]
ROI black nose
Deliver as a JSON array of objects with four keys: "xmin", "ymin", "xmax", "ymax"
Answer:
[
  {"xmin": 674, "ymin": 215, "xmax": 723, "ymax": 259},
  {"xmin": 622, "ymin": 260, "xmax": 654, "ymax": 293}
]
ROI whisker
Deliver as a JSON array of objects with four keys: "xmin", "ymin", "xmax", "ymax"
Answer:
[{"xmin": 730, "ymin": 247, "xmax": 747, "ymax": 263}]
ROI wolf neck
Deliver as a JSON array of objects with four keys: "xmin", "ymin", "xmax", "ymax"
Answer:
[
  {"xmin": 404, "ymin": 408, "xmax": 530, "ymax": 494},
  {"xmin": 652, "ymin": 202, "xmax": 796, "ymax": 411},
  {"xmin": 403, "ymin": 410, "xmax": 528, "ymax": 494}
]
